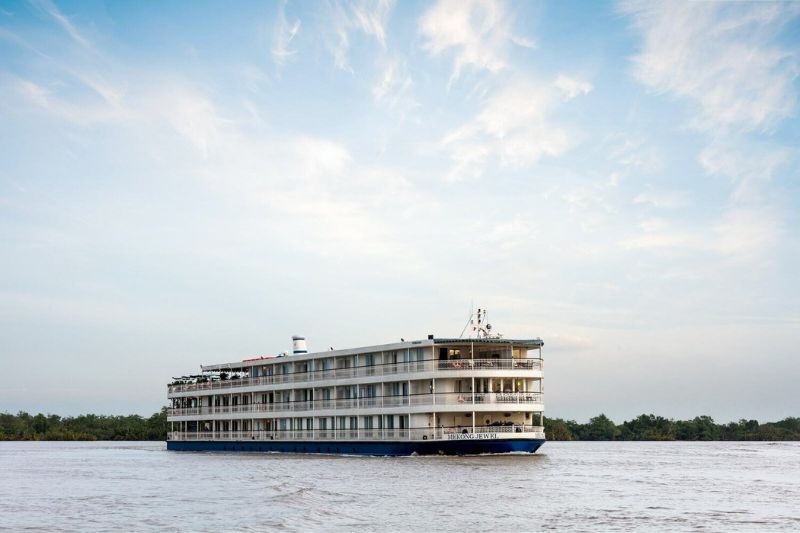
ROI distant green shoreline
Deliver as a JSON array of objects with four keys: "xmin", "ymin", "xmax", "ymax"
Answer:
[
  {"xmin": 1, "ymin": 410, "xmax": 798, "ymax": 441},
  {"xmin": 0, "ymin": 409, "xmax": 167, "ymax": 441},
  {"xmin": 545, "ymin": 414, "xmax": 800, "ymax": 441}
]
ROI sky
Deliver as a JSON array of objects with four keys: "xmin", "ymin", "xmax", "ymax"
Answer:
[{"xmin": 0, "ymin": 0, "xmax": 799, "ymax": 422}]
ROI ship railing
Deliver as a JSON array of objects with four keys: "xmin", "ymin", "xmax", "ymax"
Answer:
[
  {"xmin": 166, "ymin": 425, "xmax": 546, "ymax": 442},
  {"xmin": 436, "ymin": 359, "xmax": 542, "ymax": 371},
  {"xmin": 168, "ymin": 359, "xmax": 543, "ymax": 394},
  {"xmin": 168, "ymin": 392, "xmax": 543, "ymax": 416}
]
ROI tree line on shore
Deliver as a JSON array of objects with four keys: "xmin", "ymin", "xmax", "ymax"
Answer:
[
  {"xmin": 1, "ymin": 409, "xmax": 798, "ymax": 441},
  {"xmin": 545, "ymin": 414, "xmax": 800, "ymax": 441},
  {"xmin": 0, "ymin": 408, "xmax": 167, "ymax": 441}
]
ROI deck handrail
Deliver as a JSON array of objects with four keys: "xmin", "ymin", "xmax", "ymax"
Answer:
[
  {"xmin": 166, "ymin": 425, "xmax": 546, "ymax": 442},
  {"xmin": 168, "ymin": 358, "xmax": 542, "ymax": 394},
  {"xmin": 168, "ymin": 392, "xmax": 543, "ymax": 417}
]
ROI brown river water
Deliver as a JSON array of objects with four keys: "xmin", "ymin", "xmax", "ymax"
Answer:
[{"xmin": 1, "ymin": 440, "xmax": 798, "ymax": 531}]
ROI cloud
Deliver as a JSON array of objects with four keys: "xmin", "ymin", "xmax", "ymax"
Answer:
[
  {"xmin": 10, "ymin": 71, "xmax": 231, "ymax": 160},
  {"xmin": 477, "ymin": 214, "xmax": 532, "ymax": 254},
  {"xmin": 621, "ymin": 0, "xmax": 800, "ymax": 133},
  {"xmin": 441, "ymin": 77, "xmax": 591, "ymax": 181},
  {"xmin": 633, "ymin": 191, "xmax": 689, "ymax": 209},
  {"xmin": 326, "ymin": 0, "xmax": 394, "ymax": 71},
  {"xmin": 553, "ymin": 74, "xmax": 592, "ymax": 100},
  {"xmin": 66, "ymin": 69, "xmax": 125, "ymax": 108},
  {"xmin": 151, "ymin": 85, "xmax": 230, "ymax": 159},
  {"xmin": 621, "ymin": 207, "xmax": 781, "ymax": 265},
  {"xmin": 699, "ymin": 141, "xmax": 792, "ymax": 203},
  {"xmin": 621, "ymin": 231, "xmax": 698, "ymax": 251},
  {"xmin": 606, "ymin": 136, "xmax": 663, "ymax": 179},
  {"xmin": 189, "ymin": 132, "xmax": 434, "ymax": 266},
  {"xmin": 372, "ymin": 58, "xmax": 416, "ymax": 115},
  {"xmin": 419, "ymin": 0, "xmax": 534, "ymax": 84},
  {"xmin": 9, "ymin": 71, "xmax": 429, "ymax": 268},
  {"xmin": 271, "ymin": 0, "xmax": 301, "ymax": 67},
  {"xmin": 14, "ymin": 77, "xmax": 130, "ymax": 125},
  {"xmin": 29, "ymin": 0, "xmax": 94, "ymax": 52},
  {"xmin": 712, "ymin": 208, "xmax": 782, "ymax": 263}
]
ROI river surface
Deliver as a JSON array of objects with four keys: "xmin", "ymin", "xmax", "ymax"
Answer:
[{"xmin": 1, "ymin": 441, "xmax": 798, "ymax": 531}]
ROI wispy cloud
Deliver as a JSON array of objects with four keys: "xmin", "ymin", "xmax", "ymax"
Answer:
[
  {"xmin": 621, "ymin": 0, "xmax": 800, "ymax": 133},
  {"xmin": 418, "ymin": 0, "xmax": 534, "ymax": 84},
  {"xmin": 271, "ymin": 0, "xmax": 301, "ymax": 68},
  {"xmin": 712, "ymin": 207, "xmax": 781, "ymax": 260},
  {"xmin": 633, "ymin": 191, "xmax": 688, "ymax": 209},
  {"xmin": 699, "ymin": 141, "xmax": 792, "ymax": 203},
  {"xmin": 326, "ymin": 0, "xmax": 394, "ymax": 72},
  {"xmin": 13, "ymin": 77, "xmax": 130, "ymax": 125},
  {"xmin": 28, "ymin": 0, "xmax": 95, "ymax": 52},
  {"xmin": 607, "ymin": 136, "xmax": 663, "ymax": 179},
  {"xmin": 372, "ymin": 58, "xmax": 416, "ymax": 116},
  {"xmin": 621, "ymin": 0, "xmax": 796, "ymax": 274},
  {"xmin": 151, "ymin": 84, "xmax": 229, "ymax": 159},
  {"xmin": 441, "ymin": 77, "xmax": 591, "ymax": 181},
  {"xmin": 10, "ymin": 71, "xmax": 229, "ymax": 160},
  {"xmin": 553, "ymin": 74, "xmax": 591, "ymax": 100},
  {"xmin": 622, "ymin": 206, "xmax": 782, "ymax": 267}
]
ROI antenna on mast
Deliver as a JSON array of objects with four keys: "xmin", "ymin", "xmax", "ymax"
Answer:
[{"xmin": 460, "ymin": 307, "xmax": 502, "ymax": 339}]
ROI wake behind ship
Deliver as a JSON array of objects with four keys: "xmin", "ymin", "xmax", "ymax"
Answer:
[{"xmin": 166, "ymin": 310, "xmax": 545, "ymax": 455}]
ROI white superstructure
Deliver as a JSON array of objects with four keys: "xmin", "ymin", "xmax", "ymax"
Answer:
[{"xmin": 167, "ymin": 313, "xmax": 545, "ymax": 455}]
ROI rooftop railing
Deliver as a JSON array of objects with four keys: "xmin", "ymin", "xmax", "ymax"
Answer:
[
  {"xmin": 168, "ymin": 358, "xmax": 543, "ymax": 394},
  {"xmin": 168, "ymin": 392, "xmax": 543, "ymax": 417},
  {"xmin": 166, "ymin": 425, "xmax": 546, "ymax": 442}
]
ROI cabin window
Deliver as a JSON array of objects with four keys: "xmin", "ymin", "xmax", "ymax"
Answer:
[{"xmin": 408, "ymin": 348, "xmax": 423, "ymax": 361}]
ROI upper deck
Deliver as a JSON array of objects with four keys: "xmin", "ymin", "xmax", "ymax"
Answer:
[
  {"xmin": 199, "ymin": 337, "xmax": 544, "ymax": 372},
  {"xmin": 168, "ymin": 337, "xmax": 544, "ymax": 396}
]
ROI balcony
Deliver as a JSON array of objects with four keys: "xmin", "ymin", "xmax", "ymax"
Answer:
[
  {"xmin": 168, "ymin": 358, "xmax": 543, "ymax": 395},
  {"xmin": 168, "ymin": 392, "xmax": 543, "ymax": 417},
  {"xmin": 167, "ymin": 424, "xmax": 546, "ymax": 442}
]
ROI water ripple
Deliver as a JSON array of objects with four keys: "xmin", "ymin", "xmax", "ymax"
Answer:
[{"xmin": 0, "ymin": 441, "xmax": 799, "ymax": 531}]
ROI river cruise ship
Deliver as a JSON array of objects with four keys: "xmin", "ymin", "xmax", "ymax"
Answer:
[{"xmin": 167, "ymin": 312, "xmax": 545, "ymax": 455}]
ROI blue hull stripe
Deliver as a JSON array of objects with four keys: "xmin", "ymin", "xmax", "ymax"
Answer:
[{"xmin": 167, "ymin": 439, "xmax": 545, "ymax": 456}]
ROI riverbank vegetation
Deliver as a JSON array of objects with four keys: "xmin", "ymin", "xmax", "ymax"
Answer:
[
  {"xmin": 1, "ymin": 410, "xmax": 797, "ymax": 441},
  {"xmin": 0, "ymin": 408, "xmax": 167, "ymax": 441},
  {"xmin": 545, "ymin": 414, "xmax": 800, "ymax": 441}
]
